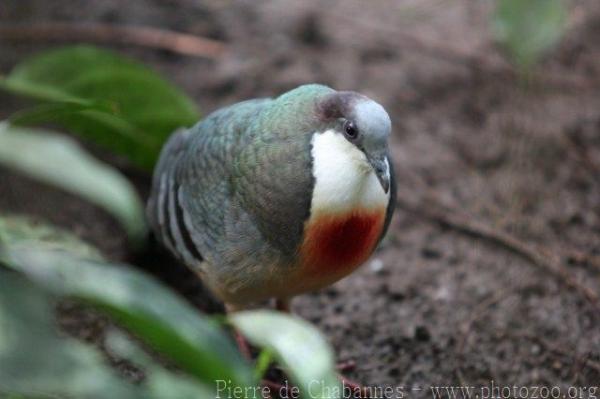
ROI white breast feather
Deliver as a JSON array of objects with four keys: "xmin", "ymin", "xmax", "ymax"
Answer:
[{"xmin": 310, "ymin": 130, "xmax": 389, "ymax": 215}]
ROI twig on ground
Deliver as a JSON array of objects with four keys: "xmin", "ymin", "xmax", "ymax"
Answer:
[
  {"xmin": 0, "ymin": 23, "xmax": 226, "ymax": 59},
  {"xmin": 563, "ymin": 248, "xmax": 600, "ymax": 272},
  {"xmin": 396, "ymin": 190, "xmax": 600, "ymax": 312}
]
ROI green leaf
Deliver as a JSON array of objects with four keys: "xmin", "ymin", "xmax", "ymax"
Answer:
[
  {"xmin": 8, "ymin": 102, "xmax": 112, "ymax": 126},
  {"xmin": 104, "ymin": 330, "xmax": 214, "ymax": 399},
  {"xmin": 0, "ymin": 269, "xmax": 214, "ymax": 399},
  {"xmin": 0, "ymin": 243, "xmax": 254, "ymax": 390},
  {"xmin": 230, "ymin": 311, "xmax": 341, "ymax": 399},
  {"xmin": 0, "ymin": 75, "xmax": 90, "ymax": 104},
  {"xmin": 0, "ymin": 123, "xmax": 146, "ymax": 242},
  {"xmin": 1, "ymin": 45, "xmax": 200, "ymax": 169},
  {"xmin": 492, "ymin": 0, "xmax": 566, "ymax": 69},
  {"xmin": 0, "ymin": 270, "xmax": 145, "ymax": 399},
  {"xmin": 0, "ymin": 217, "xmax": 233, "ymax": 397},
  {"xmin": 0, "ymin": 215, "xmax": 103, "ymax": 260},
  {"xmin": 7, "ymin": 103, "xmax": 156, "ymax": 167},
  {"xmin": 14, "ymin": 107, "xmax": 158, "ymax": 168}
]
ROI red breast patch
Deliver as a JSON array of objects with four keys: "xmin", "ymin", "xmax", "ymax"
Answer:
[{"xmin": 299, "ymin": 208, "xmax": 385, "ymax": 279}]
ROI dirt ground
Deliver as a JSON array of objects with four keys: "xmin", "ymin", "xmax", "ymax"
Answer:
[{"xmin": 1, "ymin": 1, "xmax": 600, "ymax": 397}]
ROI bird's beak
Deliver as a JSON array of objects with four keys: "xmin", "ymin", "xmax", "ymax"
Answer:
[{"xmin": 368, "ymin": 155, "xmax": 390, "ymax": 194}]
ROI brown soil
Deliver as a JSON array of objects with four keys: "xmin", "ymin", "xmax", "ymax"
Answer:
[{"xmin": 1, "ymin": 1, "xmax": 600, "ymax": 397}]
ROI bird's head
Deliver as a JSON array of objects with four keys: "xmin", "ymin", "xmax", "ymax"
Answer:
[{"xmin": 315, "ymin": 90, "xmax": 392, "ymax": 194}]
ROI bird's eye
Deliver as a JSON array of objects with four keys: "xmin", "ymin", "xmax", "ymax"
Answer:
[{"xmin": 343, "ymin": 120, "xmax": 359, "ymax": 140}]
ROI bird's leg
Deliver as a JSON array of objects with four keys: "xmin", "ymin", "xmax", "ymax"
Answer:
[
  {"xmin": 230, "ymin": 300, "xmax": 369, "ymax": 398},
  {"xmin": 225, "ymin": 303, "xmax": 253, "ymax": 360},
  {"xmin": 226, "ymin": 302, "xmax": 285, "ymax": 398}
]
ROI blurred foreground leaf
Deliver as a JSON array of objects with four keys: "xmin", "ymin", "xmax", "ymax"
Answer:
[
  {"xmin": 230, "ymin": 311, "xmax": 341, "ymax": 399},
  {"xmin": 0, "ymin": 215, "xmax": 103, "ymax": 260},
  {"xmin": 0, "ymin": 218, "xmax": 253, "ymax": 387},
  {"xmin": 0, "ymin": 45, "xmax": 200, "ymax": 169},
  {"xmin": 0, "ymin": 270, "xmax": 214, "ymax": 399},
  {"xmin": 102, "ymin": 329, "xmax": 214, "ymax": 399},
  {"xmin": 0, "ymin": 243, "xmax": 253, "ymax": 390},
  {"xmin": 0, "ymin": 270, "xmax": 146, "ymax": 399},
  {"xmin": 493, "ymin": 0, "xmax": 566, "ymax": 69},
  {"xmin": 0, "ymin": 123, "xmax": 146, "ymax": 242}
]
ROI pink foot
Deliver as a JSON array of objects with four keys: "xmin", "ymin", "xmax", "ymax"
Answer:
[{"xmin": 336, "ymin": 359, "xmax": 356, "ymax": 372}]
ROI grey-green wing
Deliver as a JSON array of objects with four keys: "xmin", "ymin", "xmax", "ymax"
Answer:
[
  {"xmin": 230, "ymin": 122, "xmax": 314, "ymax": 258},
  {"xmin": 147, "ymin": 99, "xmax": 271, "ymax": 270},
  {"xmin": 148, "ymin": 89, "xmax": 320, "ymax": 300}
]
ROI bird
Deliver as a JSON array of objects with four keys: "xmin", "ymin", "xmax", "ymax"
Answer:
[
  {"xmin": 147, "ymin": 83, "xmax": 395, "ymax": 312},
  {"xmin": 147, "ymin": 84, "xmax": 395, "ymax": 395}
]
